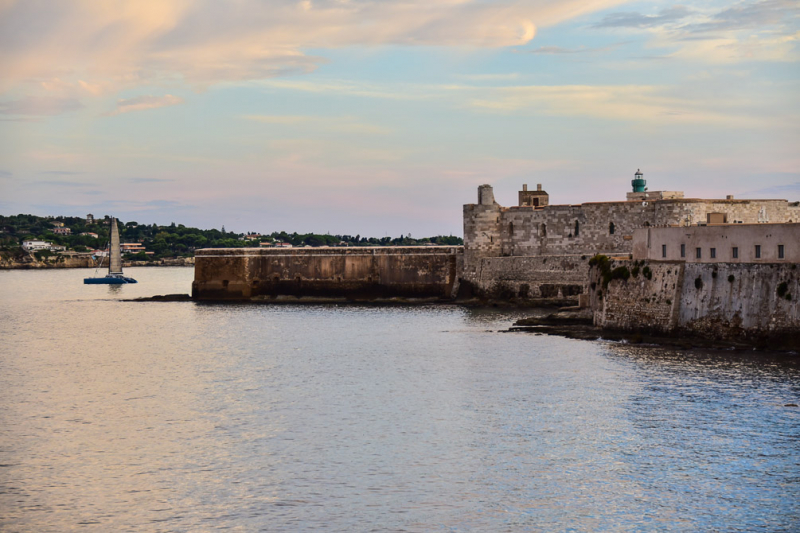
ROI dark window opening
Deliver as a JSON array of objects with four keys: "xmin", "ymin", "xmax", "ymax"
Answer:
[
  {"xmin": 696, "ymin": 248, "xmax": 702, "ymax": 259},
  {"xmin": 662, "ymin": 244, "xmax": 667, "ymax": 258},
  {"xmin": 710, "ymin": 248, "xmax": 716, "ymax": 259},
  {"xmin": 540, "ymin": 224, "xmax": 547, "ymax": 237},
  {"xmin": 575, "ymin": 220, "xmax": 580, "ymax": 237},
  {"xmin": 509, "ymin": 222, "xmax": 514, "ymax": 236},
  {"xmin": 609, "ymin": 222, "xmax": 615, "ymax": 235},
  {"xmin": 681, "ymin": 244, "xmax": 686, "ymax": 258},
  {"xmin": 778, "ymin": 244, "xmax": 784, "ymax": 259},
  {"xmin": 533, "ymin": 198, "xmax": 539, "ymax": 207},
  {"xmin": 755, "ymin": 245, "xmax": 761, "ymax": 259},
  {"xmin": 732, "ymin": 247, "xmax": 738, "ymax": 259}
]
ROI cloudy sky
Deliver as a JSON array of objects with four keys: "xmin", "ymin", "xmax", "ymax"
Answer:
[{"xmin": 0, "ymin": 0, "xmax": 798, "ymax": 236}]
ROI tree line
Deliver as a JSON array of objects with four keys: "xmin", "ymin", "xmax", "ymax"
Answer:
[{"xmin": 0, "ymin": 214, "xmax": 462, "ymax": 261}]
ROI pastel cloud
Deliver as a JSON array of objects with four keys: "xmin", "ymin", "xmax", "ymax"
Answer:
[
  {"xmin": 595, "ymin": 0, "xmax": 800, "ymax": 63},
  {"xmin": 0, "ymin": 0, "xmax": 629, "ymax": 94},
  {"xmin": 243, "ymin": 115, "xmax": 390, "ymax": 134},
  {"xmin": 467, "ymin": 84, "xmax": 768, "ymax": 126},
  {"xmin": 0, "ymin": 96, "xmax": 83, "ymax": 115},
  {"xmin": 105, "ymin": 94, "xmax": 184, "ymax": 116}
]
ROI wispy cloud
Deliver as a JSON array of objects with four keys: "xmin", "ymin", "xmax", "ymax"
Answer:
[
  {"xmin": 242, "ymin": 115, "xmax": 390, "ymax": 134},
  {"xmin": 683, "ymin": 0, "xmax": 800, "ymax": 34},
  {"xmin": 594, "ymin": 1, "xmax": 800, "ymax": 63},
  {"xmin": 40, "ymin": 170, "xmax": 84, "ymax": 176},
  {"xmin": 33, "ymin": 180, "xmax": 90, "ymax": 187},
  {"xmin": 0, "ymin": 96, "xmax": 83, "ymax": 116},
  {"xmin": 466, "ymin": 84, "xmax": 768, "ymax": 126},
  {"xmin": 592, "ymin": 6, "xmax": 692, "ymax": 29},
  {"xmin": 519, "ymin": 43, "xmax": 626, "ymax": 54},
  {"xmin": 742, "ymin": 182, "xmax": 800, "ymax": 196},
  {"xmin": 105, "ymin": 95, "xmax": 184, "ymax": 116},
  {"xmin": 127, "ymin": 177, "xmax": 175, "ymax": 183},
  {"xmin": 456, "ymin": 73, "xmax": 521, "ymax": 81}
]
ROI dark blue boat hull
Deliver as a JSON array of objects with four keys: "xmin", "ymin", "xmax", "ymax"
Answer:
[{"xmin": 84, "ymin": 276, "xmax": 137, "ymax": 284}]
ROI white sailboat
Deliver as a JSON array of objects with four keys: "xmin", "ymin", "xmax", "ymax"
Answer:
[{"xmin": 84, "ymin": 217, "xmax": 137, "ymax": 284}]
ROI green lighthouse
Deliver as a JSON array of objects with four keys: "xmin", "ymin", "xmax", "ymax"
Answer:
[{"xmin": 632, "ymin": 169, "xmax": 646, "ymax": 193}]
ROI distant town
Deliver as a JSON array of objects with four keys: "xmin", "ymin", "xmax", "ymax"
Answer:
[{"xmin": 0, "ymin": 213, "xmax": 463, "ymax": 264}]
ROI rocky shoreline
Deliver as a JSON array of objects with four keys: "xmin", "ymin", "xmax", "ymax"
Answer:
[{"xmin": 508, "ymin": 308, "xmax": 800, "ymax": 353}]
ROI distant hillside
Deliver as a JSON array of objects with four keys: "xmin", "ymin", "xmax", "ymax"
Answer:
[{"xmin": 0, "ymin": 214, "xmax": 462, "ymax": 261}]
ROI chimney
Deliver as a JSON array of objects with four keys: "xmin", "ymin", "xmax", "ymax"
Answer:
[
  {"xmin": 523, "ymin": 184, "xmax": 528, "ymax": 191},
  {"xmin": 536, "ymin": 184, "xmax": 542, "ymax": 191}
]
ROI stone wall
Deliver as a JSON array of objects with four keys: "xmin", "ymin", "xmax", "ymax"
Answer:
[
  {"xmin": 458, "ymin": 254, "xmax": 589, "ymax": 301},
  {"xmin": 193, "ymin": 246, "xmax": 462, "ymax": 301},
  {"xmin": 592, "ymin": 260, "xmax": 800, "ymax": 343}
]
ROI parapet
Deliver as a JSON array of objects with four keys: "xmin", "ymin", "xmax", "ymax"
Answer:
[{"xmin": 627, "ymin": 190, "xmax": 685, "ymax": 201}]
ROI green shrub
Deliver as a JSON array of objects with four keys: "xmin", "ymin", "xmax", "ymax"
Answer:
[
  {"xmin": 642, "ymin": 266, "xmax": 652, "ymax": 280},
  {"xmin": 631, "ymin": 265, "xmax": 640, "ymax": 278}
]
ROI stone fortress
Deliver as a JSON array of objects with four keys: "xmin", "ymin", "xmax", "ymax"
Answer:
[{"xmin": 461, "ymin": 171, "xmax": 800, "ymax": 301}]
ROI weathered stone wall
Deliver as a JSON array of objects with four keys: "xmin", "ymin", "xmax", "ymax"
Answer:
[
  {"xmin": 458, "ymin": 254, "xmax": 589, "ymax": 301},
  {"xmin": 193, "ymin": 246, "xmax": 462, "ymax": 301},
  {"xmin": 679, "ymin": 262, "xmax": 799, "ymax": 338},
  {"xmin": 590, "ymin": 260, "xmax": 683, "ymax": 333},
  {"xmin": 592, "ymin": 260, "xmax": 800, "ymax": 342}
]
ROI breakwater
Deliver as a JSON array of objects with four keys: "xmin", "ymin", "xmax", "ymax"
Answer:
[{"xmin": 192, "ymin": 246, "xmax": 462, "ymax": 301}]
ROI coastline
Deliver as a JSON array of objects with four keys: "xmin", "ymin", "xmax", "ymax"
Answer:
[{"xmin": 0, "ymin": 257, "xmax": 195, "ymax": 269}]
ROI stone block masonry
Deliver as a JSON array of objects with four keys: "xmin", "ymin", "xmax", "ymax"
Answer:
[
  {"xmin": 592, "ymin": 260, "xmax": 800, "ymax": 344},
  {"xmin": 192, "ymin": 246, "xmax": 462, "ymax": 301}
]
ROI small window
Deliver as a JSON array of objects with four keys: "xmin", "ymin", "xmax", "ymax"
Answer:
[
  {"xmin": 540, "ymin": 223, "xmax": 547, "ymax": 237},
  {"xmin": 509, "ymin": 222, "xmax": 514, "ymax": 236},
  {"xmin": 710, "ymin": 248, "xmax": 716, "ymax": 259},
  {"xmin": 609, "ymin": 222, "xmax": 615, "ymax": 235},
  {"xmin": 681, "ymin": 244, "xmax": 686, "ymax": 258},
  {"xmin": 755, "ymin": 245, "xmax": 761, "ymax": 259},
  {"xmin": 696, "ymin": 247, "xmax": 702, "ymax": 259},
  {"xmin": 575, "ymin": 220, "xmax": 580, "ymax": 237},
  {"xmin": 778, "ymin": 245, "xmax": 784, "ymax": 259},
  {"xmin": 662, "ymin": 244, "xmax": 667, "ymax": 258},
  {"xmin": 732, "ymin": 247, "xmax": 738, "ymax": 259}
]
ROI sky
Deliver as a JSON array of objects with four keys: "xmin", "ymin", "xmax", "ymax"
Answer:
[{"xmin": 0, "ymin": 0, "xmax": 798, "ymax": 237}]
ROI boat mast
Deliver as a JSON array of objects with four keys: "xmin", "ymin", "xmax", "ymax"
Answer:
[{"xmin": 109, "ymin": 217, "xmax": 122, "ymax": 275}]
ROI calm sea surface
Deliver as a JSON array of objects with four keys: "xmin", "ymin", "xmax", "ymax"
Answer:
[{"xmin": 1, "ymin": 267, "xmax": 798, "ymax": 532}]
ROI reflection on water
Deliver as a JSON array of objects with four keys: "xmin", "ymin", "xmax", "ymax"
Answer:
[{"xmin": 1, "ymin": 268, "xmax": 798, "ymax": 531}]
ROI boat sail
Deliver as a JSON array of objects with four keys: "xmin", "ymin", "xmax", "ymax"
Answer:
[{"xmin": 84, "ymin": 217, "xmax": 137, "ymax": 284}]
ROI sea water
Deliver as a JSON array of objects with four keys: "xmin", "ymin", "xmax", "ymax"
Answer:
[{"xmin": 1, "ymin": 267, "xmax": 798, "ymax": 531}]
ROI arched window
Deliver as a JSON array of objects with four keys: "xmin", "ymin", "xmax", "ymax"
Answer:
[
  {"xmin": 609, "ymin": 222, "xmax": 615, "ymax": 235},
  {"xmin": 540, "ymin": 223, "xmax": 547, "ymax": 237},
  {"xmin": 574, "ymin": 220, "xmax": 580, "ymax": 237}
]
